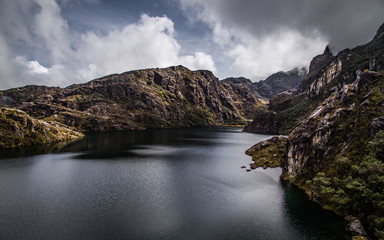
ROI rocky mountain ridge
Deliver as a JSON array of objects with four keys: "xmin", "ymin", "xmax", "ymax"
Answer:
[
  {"xmin": 221, "ymin": 67, "xmax": 307, "ymax": 100},
  {"xmin": 0, "ymin": 64, "xmax": 309, "ymax": 148},
  {"xmin": 254, "ymin": 67, "xmax": 307, "ymax": 99},
  {"xmin": 0, "ymin": 66, "xmax": 262, "ymax": 132}
]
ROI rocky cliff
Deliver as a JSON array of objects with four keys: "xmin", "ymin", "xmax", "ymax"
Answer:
[
  {"xmin": 283, "ymin": 70, "xmax": 384, "ymax": 239},
  {"xmin": 283, "ymin": 70, "xmax": 384, "ymax": 179},
  {"xmin": 244, "ymin": 23, "xmax": 384, "ymax": 135},
  {"xmin": 0, "ymin": 107, "xmax": 83, "ymax": 148},
  {"xmin": 245, "ymin": 23, "xmax": 384, "ymax": 239},
  {"xmin": 0, "ymin": 66, "xmax": 262, "ymax": 132}
]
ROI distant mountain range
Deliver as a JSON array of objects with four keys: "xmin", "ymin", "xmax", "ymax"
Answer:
[
  {"xmin": 0, "ymin": 60, "xmax": 305, "ymax": 147},
  {"xmin": 221, "ymin": 67, "xmax": 307, "ymax": 99}
]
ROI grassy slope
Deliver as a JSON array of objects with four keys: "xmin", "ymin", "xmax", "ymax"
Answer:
[{"xmin": 0, "ymin": 108, "xmax": 84, "ymax": 148}]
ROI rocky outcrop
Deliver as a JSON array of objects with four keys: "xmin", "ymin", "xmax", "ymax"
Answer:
[
  {"xmin": 245, "ymin": 136, "xmax": 287, "ymax": 169},
  {"xmin": 0, "ymin": 107, "xmax": 83, "ymax": 148},
  {"xmin": 283, "ymin": 70, "xmax": 384, "ymax": 179},
  {"xmin": 370, "ymin": 116, "xmax": 384, "ymax": 138},
  {"xmin": 1, "ymin": 66, "xmax": 263, "ymax": 131},
  {"xmin": 347, "ymin": 218, "xmax": 367, "ymax": 237}
]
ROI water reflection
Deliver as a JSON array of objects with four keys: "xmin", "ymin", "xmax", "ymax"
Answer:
[
  {"xmin": 0, "ymin": 127, "xmax": 348, "ymax": 240},
  {"xmin": 281, "ymin": 181, "xmax": 348, "ymax": 240}
]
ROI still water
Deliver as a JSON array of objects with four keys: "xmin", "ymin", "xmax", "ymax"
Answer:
[{"xmin": 0, "ymin": 127, "xmax": 347, "ymax": 240}]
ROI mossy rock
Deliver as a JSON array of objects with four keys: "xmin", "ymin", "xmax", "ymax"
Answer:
[{"xmin": 245, "ymin": 136, "xmax": 288, "ymax": 168}]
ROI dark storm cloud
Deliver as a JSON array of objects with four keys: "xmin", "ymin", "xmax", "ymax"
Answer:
[{"xmin": 182, "ymin": 0, "xmax": 384, "ymax": 50}]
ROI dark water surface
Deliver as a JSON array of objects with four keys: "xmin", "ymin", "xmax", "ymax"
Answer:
[{"xmin": 0, "ymin": 127, "xmax": 347, "ymax": 240}]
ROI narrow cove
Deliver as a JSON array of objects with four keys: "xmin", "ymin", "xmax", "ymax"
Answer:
[{"xmin": 0, "ymin": 127, "xmax": 347, "ymax": 239}]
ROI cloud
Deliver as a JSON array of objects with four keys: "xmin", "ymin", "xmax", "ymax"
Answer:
[
  {"xmin": 178, "ymin": 0, "xmax": 384, "ymax": 80},
  {"xmin": 180, "ymin": 52, "xmax": 216, "ymax": 72},
  {"xmin": 75, "ymin": 14, "xmax": 217, "ymax": 81},
  {"xmin": 0, "ymin": 0, "xmax": 216, "ymax": 89},
  {"xmin": 228, "ymin": 29, "xmax": 326, "ymax": 80}
]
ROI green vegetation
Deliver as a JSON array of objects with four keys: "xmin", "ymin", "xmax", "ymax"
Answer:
[
  {"xmin": 304, "ymin": 132, "xmax": 384, "ymax": 238},
  {"xmin": 246, "ymin": 136, "xmax": 288, "ymax": 168},
  {"xmin": 282, "ymin": 72, "xmax": 384, "ymax": 238},
  {"xmin": 278, "ymin": 99, "xmax": 317, "ymax": 134}
]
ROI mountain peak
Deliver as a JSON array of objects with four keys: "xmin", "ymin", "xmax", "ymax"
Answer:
[
  {"xmin": 374, "ymin": 22, "xmax": 384, "ymax": 40},
  {"xmin": 323, "ymin": 45, "xmax": 333, "ymax": 56}
]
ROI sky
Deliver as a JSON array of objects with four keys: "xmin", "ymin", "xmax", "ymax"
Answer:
[{"xmin": 0, "ymin": 0, "xmax": 383, "ymax": 89}]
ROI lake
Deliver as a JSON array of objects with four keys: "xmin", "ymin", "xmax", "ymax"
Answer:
[{"xmin": 0, "ymin": 127, "xmax": 347, "ymax": 239}]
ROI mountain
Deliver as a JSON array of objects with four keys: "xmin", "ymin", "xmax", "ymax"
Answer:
[
  {"xmin": 244, "ymin": 23, "xmax": 384, "ymax": 135},
  {"xmin": 221, "ymin": 67, "xmax": 307, "ymax": 101},
  {"xmin": 0, "ymin": 65, "xmax": 262, "ymax": 132},
  {"xmin": 254, "ymin": 67, "xmax": 307, "ymax": 99},
  {"xmin": 0, "ymin": 107, "xmax": 83, "ymax": 148},
  {"xmin": 246, "ymin": 23, "xmax": 384, "ymax": 239},
  {"xmin": 220, "ymin": 77, "xmax": 264, "ymax": 118},
  {"xmin": 220, "ymin": 69, "xmax": 307, "ymax": 133}
]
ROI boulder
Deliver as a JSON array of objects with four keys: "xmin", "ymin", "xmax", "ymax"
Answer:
[{"xmin": 346, "ymin": 219, "xmax": 367, "ymax": 237}]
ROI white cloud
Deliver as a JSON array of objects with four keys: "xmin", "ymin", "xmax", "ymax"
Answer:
[
  {"xmin": 178, "ymin": 0, "xmax": 329, "ymax": 80},
  {"xmin": 75, "ymin": 15, "xmax": 180, "ymax": 80},
  {"xmin": 228, "ymin": 29, "xmax": 327, "ymax": 80},
  {"xmin": 180, "ymin": 52, "xmax": 216, "ymax": 72},
  {"xmin": 75, "ymin": 14, "xmax": 217, "ymax": 81},
  {"xmin": 0, "ymin": 0, "xmax": 216, "ymax": 89},
  {"xmin": 26, "ymin": 60, "xmax": 49, "ymax": 74},
  {"xmin": 33, "ymin": 0, "xmax": 73, "ymax": 62},
  {"xmin": 13, "ymin": 56, "xmax": 76, "ymax": 87}
]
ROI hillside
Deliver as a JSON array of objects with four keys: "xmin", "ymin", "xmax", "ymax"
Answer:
[
  {"xmin": 246, "ymin": 23, "xmax": 384, "ymax": 239},
  {"xmin": 0, "ymin": 107, "xmax": 83, "ymax": 148},
  {"xmin": 244, "ymin": 23, "xmax": 384, "ymax": 135},
  {"xmin": 0, "ymin": 66, "xmax": 262, "ymax": 132}
]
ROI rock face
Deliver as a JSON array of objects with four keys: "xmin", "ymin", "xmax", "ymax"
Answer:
[
  {"xmin": 0, "ymin": 107, "xmax": 83, "ymax": 148},
  {"xmin": 283, "ymin": 70, "xmax": 384, "ymax": 178},
  {"xmin": 280, "ymin": 70, "xmax": 384, "ymax": 239},
  {"xmin": 245, "ymin": 23, "xmax": 384, "ymax": 239},
  {"xmin": 245, "ymin": 22, "xmax": 384, "ymax": 135},
  {"xmin": 1, "ymin": 66, "xmax": 262, "ymax": 131},
  {"xmin": 220, "ymin": 77, "xmax": 263, "ymax": 118}
]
